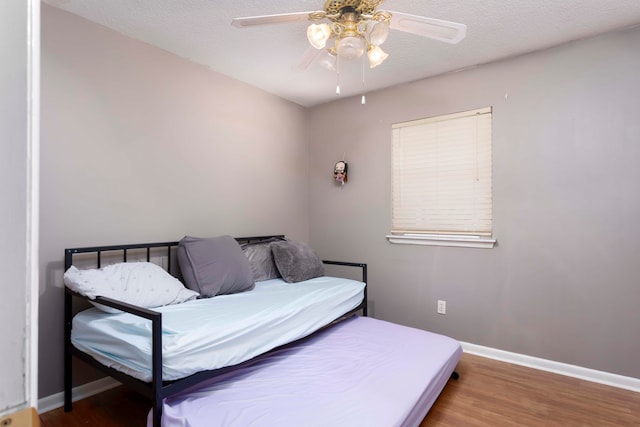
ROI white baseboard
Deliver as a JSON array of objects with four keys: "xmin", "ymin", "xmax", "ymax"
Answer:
[
  {"xmin": 461, "ymin": 342, "xmax": 640, "ymax": 393},
  {"xmin": 38, "ymin": 377, "xmax": 121, "ymax": 414}
]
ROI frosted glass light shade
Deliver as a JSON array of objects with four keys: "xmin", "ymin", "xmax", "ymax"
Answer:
[
  {"xmin": 307, "ymin": 24, "xmax": 331, "ymax": 49},
  {"xmin": 336, "ymin": 36, "xmax": 365, "ymax": 60},
  {"xmin": 369, "ymin": 21, "xmax": 390, "ymax": 46},
  {"xmin": 317, "ymin": 50, "xmax": 337, "ymax": 71},
  {"xmin": 367, "ymin": 45, "xmax": 389, "ymax": 68}
]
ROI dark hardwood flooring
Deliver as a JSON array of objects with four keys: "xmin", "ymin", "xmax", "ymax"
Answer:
[{"xmin": 41, "ymin": 353, "xmax": 640, "ymax": 426}]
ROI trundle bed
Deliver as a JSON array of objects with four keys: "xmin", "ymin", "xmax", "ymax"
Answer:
[
  {"xmin": 153, "ymin": 315, "xmax": 462, "ymax": 427},
  {"xmin": 63, "ymin": 235, "xmax": 461, "ymax": 427}
]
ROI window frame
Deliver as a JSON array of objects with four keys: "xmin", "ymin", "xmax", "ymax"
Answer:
[{"xmin": 387, "ymin": 107, "xmax": 496, "ymax": 249}]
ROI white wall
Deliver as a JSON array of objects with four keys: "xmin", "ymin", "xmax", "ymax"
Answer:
[
  {"xmin": 0, "ymin": 0, "xmax": 38, "ymax": 416},
  {"xmin": 308, "ymin": 26, "xmax": 640, "ymax": 379},
  {"xmin": 39, "ymin": 5, "xmax": 309, "ymax": 397}
]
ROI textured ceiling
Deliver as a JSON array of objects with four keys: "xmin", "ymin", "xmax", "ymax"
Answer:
[{"xmin": 44, "ymin": 0, "xmax": 640, "ymax": 107}]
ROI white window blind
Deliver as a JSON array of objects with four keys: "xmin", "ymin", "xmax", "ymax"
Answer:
[{"xmin": 391, "ymin": 107, "xmax": 493, "ymax": 237}]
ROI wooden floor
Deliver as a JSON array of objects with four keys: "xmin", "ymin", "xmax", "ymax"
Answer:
[
  {"xmin": 420, "ymin": 354, "xmax": 640, "ymax": 427},
  {"xmin": 40, "ymin": 353, "xmax": 640, "ymax": 427}
]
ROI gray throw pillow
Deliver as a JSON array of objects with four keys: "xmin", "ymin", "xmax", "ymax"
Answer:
[
  {"xmin": 270, "ymin": 240, "xmax": 325, "ymax": 283},
  {"xmin": 177, "ymin": 235, "xmax": 255, "ymax": 297},
  {"xmin": 242, "ymin": 239, "xmax": 282, "ymax": 282}
]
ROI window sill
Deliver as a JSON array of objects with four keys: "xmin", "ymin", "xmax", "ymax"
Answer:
[{"xmin": 386, "ymin": 234, "xmax": 496, "ymax": 249}]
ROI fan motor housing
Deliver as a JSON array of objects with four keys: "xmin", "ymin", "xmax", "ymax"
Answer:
[{"xmin": 323, "ymin": 0, "xmax": 383, "ymax": 16}]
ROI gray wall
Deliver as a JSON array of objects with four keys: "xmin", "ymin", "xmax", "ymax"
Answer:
[
  {"xmin": 308, "ymin": 26, "xmax": 640, "ymax": 379},
  {"xmin": 0, "ymin": 0, "xmax": 29, "ymax": 414},
  {"xmin": 39, "ymin": 4, "xmax": 640, "ymax": 401},
  {"xmin": 39, "ymin": 5, "xmax": 309, "ymax": 397}
]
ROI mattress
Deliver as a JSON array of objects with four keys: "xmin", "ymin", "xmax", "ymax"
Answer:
[
  {"xmin": 71, "ymin": 276, "xmax": 365, "ymax": 382},
  {"xmin": 152, "ymin": 316, "xmax": 462, "ymax": 427}
]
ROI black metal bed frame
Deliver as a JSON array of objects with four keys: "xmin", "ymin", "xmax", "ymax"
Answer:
[{"xmin": 63, "ymin": 235, "xmax": 368, "ymax": 427}]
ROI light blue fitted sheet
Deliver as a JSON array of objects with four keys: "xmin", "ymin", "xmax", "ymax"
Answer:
[{"xmin": 72, "ymin": 276, "xmax": 365, "ymax": 381}]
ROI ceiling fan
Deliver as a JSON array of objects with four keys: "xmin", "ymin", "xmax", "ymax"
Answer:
[{"xmin": 231, "ymin": 0, "xmax": 467, "ymax": 71}]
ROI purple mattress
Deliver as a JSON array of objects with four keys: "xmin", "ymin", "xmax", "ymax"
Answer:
[{"xmin": 149, "ymin": 316, "xmax": 462, "ymax": 427}]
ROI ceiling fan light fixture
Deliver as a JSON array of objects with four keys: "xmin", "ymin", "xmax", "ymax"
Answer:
[
  {"xmin": 232, "ymin": 1, "xmax": 467, "ymax": 101},
  {"xmin": 367, "ymin": 44, "xmax": 388, "ymax": 68},
  {"xmin": 336, "ymin": 35, "xmax": 365, "ymax": 60},
  {"xmin": 307, "ymin": 23, "xmax": 332, "ymax": 49}
]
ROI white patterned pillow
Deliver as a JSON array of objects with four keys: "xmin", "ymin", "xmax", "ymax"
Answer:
[{"xmin": 64, "ymin": 262, "xmax": 199, "ymax": 313}]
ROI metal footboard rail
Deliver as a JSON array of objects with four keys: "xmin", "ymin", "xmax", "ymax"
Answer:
[
  {"xmin": 63, "ymin": 242, "xmax": 178, "ymax": 427},
  {"xmin": 322, "ymin": 260, "xmax": 368, "ymax": 316}
]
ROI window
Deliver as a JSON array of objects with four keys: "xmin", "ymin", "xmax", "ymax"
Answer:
[{"xmin": 387, "ymin": 107, "xmax": 495, "ymax": 248}]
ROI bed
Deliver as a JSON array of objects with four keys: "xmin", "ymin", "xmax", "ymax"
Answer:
[
  {"xmin": 63, "ymin": 236, "xmax": 368, "ymax": 427},
  {"xmin": 151, "ymin": 315, "xmax": 463, "ymax": 427}
]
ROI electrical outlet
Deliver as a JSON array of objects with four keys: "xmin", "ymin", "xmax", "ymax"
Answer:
[{"xmin": 437, "ymin": 300, "xmax": 447, "ymax": 315}]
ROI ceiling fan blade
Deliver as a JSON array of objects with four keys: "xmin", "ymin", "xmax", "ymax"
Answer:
[
  {"xmin": 389, "ymin": 11, "xmax": 467, "ymax": 44},
  {"xmin": 232, "ymin": 11, "xmax": 312, "ymax": 28}
]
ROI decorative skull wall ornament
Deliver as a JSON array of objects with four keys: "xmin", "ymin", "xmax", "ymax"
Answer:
[{"xmin": 334, "ymin": 161, "xmax": 348, "ymax": 185}]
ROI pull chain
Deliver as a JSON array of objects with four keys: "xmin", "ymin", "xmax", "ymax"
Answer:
[
  {"xmin": 335, "ymin": 54, "xmax": 341, "ymax": 95},
  {"xmin": 361, "ymin": 54, "xmax": 366, "ymax": 105}
]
